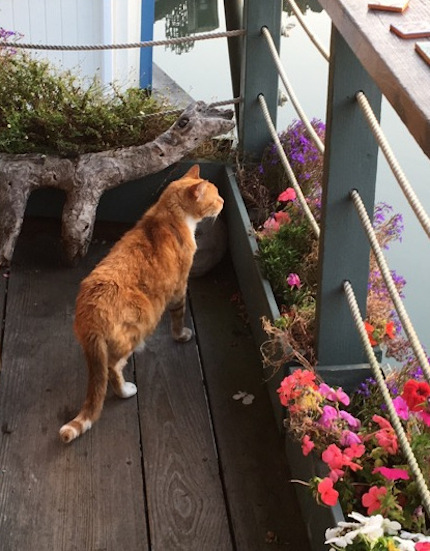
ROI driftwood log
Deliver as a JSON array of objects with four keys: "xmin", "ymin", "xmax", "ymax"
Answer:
[{"xmin": 0, "ymin": 101, "xmax": 234, "ymax": 266}]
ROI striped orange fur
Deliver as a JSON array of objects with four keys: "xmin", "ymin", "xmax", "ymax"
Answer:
[{"xmin": 59, "ymin": 165, "xmax": 223, "ymax": 443}]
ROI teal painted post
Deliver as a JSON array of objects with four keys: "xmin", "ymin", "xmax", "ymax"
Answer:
[
  {"xmin": 239, "ymin": 0, "xmax": 282, "ymax": 159},
  {"xmin": 315, "ymin": 27, "xmax": 382, "ymax": 369},
  {"xmin": 223, "ymin": 0, "xmax": 242, "ymax": 124}
]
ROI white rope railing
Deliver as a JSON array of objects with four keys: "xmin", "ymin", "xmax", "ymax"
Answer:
[
  {"xmin": 343, "ymin": 279, "xmax": 430, "ymax": 517},
  {"xmin": 356, "ymin": 91, "xmax": 430, "ymax": 239},
  {"xmin": 261, "ymin": 26, "xmax": 325, "ymax": 155},
  {"xmin": 258, "ymin": 93, "xmax": 320, "ymax": 238},
  {"xmin": 284, "ymin": 0, "xmax": 330, "ymax": 61},
  {"xmin": 350, "ymin": 189, "xmax": 430, "ymax": 384},
  {"xmin": 0, "ymin": 29, "xmax": 246, "ymax": 51}
]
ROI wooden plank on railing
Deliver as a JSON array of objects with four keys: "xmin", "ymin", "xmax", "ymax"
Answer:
[{"xmin": 318, "ymin": 0, "xmax": 430, "ymax": 158}]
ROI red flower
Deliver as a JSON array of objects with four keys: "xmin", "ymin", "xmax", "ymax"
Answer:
[
  {"xmin": 364, "ymin": 321, "xmax": 378, "ymax": 346},
  {"xmin": 416, "ymin": 543, "xmax": 430, "ymax": 551},
  {"xmin": 317, "ymin": 477, "xmax": 339, "ymax": 507},
  {"xmin": 274, "ymin": 211, "xmax": 291, "ymax": 225},
  {"xmin": 362, "ymin": 486, "xmax": 387, "ymax": 515},
  {"xmin": 385, "ymin": 321, "xmax": 395, "ymax": 339},
  {"xmin": 402, "ymin": 379, "xmax": 430, "ymax": 412}
]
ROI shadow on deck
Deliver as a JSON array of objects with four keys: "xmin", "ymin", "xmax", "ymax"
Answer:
[{"xmin": 0, "ymin": 217, "xmax": 310, "ymax": 551}]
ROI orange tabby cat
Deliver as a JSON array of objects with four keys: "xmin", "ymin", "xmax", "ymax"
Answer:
[{"xmin": 59, "ymin": 165, "xmax": 224, "ymax": 443}]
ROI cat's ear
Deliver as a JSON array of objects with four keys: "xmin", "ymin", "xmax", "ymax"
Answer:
[
  {"xmin": 188, "ymin": 182, "xmax": 206, "ymax": 201},
  {"xmin": 184, "ymin": 164, "xmax": 200, "ymax": 180}
]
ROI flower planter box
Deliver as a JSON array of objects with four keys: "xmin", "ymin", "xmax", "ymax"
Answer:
[{"xmin": 218, "ymin": 165, "xmax": 346, "ymax": 551}]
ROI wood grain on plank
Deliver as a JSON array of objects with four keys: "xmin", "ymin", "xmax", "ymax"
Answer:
[
  {"xmin": 319, "ymin": 0, "xmax": 430, "ymax": 157},
  {"xmin": 135, "ymin": 312, "xmax": 233, "ymax": 551}
]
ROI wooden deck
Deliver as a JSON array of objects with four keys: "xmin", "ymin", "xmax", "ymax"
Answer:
[{"xmin": 0, "ymin": 217, "xmax": 310, "ymax": 551}]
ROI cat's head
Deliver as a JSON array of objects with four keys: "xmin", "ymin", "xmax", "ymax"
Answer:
[{"xmin": 168, "ymin": 165, "xmax": 224, "ymax": 221}]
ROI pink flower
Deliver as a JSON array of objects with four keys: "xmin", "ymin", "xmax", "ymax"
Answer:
[
  {"xmin": 301, "ymin": 435, "xmax": 315, "ymax": 456},
  {"xmin": 372, "ymin": 414, "xmax": 392, "ymax": 429},
  {"xmin": 418, "ymin": 411, "xmax": 430, "ymax": 427},
  {"xmin": 372, "ymin": 466, "xmax": 409, "ymax": 481},
  {"xmin": 322, "ymin": 444, "xmax": 345, "ymax": 470},
  {"xmin": 286, "ymin": 273, "xmax": 301, "ymax": 289},
  {"xmin": 393, "ymin": 396, "xmax": 410, "ymax": 420},
  {"xmin": 317, "ymin": 477, "xmax": 339, "ymax": 506},
  {"xmin": 328, "ymin": 468, "xmax": 344, "ymax": 483},
  {"xmin": 262, "ymin": 216, "xmax": 280, "ymax": 234},
  {"xmin": 416, "ymin": 543, "xmax": 430, "ymax": 551},
  {"xmin": 362, "ymin": 486, "xmax": 387, "ymax": 515},
  {"xmin": 278, "ymin": 187, "xmax": 296, "ymax": 202},
  {"xmin": 372, "ymin": 415, "xmax": 398, "ymax": 454},
  {"xmin": 344, "ymin": 443, "xmax": 365, "ymax": 459},
  {"xmin": 319, "ymin": 383, "xmax": 350, "ymax": 406}
]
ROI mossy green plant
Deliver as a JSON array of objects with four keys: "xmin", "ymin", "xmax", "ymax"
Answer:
[{"xmin": 0, "ymin": 52, "xmax": 180, "ymax": 157}]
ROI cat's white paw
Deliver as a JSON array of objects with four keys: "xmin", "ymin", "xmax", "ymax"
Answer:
[
  {"xmin": 118, "ymin": 382, "xmax": 137, "ymax": 399},
  {"xmin": 134, "ymin": 341, "xmax": 145, "ymax": 353},
  {"xmin": 174, "ymin": 327, "xmax": 193, "ymax": 342}
]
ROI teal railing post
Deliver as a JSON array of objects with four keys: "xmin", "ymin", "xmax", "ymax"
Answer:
[
  {"xmin": 315, "ymin": 27, "xmax": 382, "ymax": 387},
  {"xmin": 239, "ymin": 0, "xmax": 282, "ymax": 159}
]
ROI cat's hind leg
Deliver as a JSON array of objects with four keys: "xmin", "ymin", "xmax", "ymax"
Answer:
[
  {"xmin": 169, "ymin": 295, "xmax": 193, "ymax": 342},
  {"xmin": 108, "ymin": 356, "xmax": 137, "ymax": 399}
]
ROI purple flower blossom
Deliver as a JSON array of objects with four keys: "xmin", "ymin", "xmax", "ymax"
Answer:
[{"xmin": 340, "ymin": 430, "xmax": 362, "ymax": 447}]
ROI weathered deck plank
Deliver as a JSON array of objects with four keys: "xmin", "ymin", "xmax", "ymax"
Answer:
[
  {"xmin": 0, "ymin": 218, "xmax": 148, "ymax": 551},
  {"xmin": 136, "ymin": 313, "xmax": 233, "ymax": 550},
  {"xmin": 189, "ymin": 258, "xmax": 311, "ymax": 551}
]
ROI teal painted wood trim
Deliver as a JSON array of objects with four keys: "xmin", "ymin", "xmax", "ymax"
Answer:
[
  {"xmin": 219, "ymin": 166, "xmax": 286, "ymax": 429},
  {"xmin": 239, "ymin": 0, "xmax": 282, "ymax": 159},
  {"xmin": 315, "ymin": 27, "xmax": 382, "ymax": 366},
  {"xmin": 223, "ymin": 0, "xmax": 243, "ymax": 124}
]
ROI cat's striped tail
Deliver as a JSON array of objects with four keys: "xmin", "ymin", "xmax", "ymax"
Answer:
[{"xmin": 59, "ymin": 334, "xmax": 109, "ymax": 443}]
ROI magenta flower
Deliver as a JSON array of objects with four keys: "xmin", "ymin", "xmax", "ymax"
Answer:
[
  {"xmin": 277, "ymin": 187, "xmax": 296, "ymax": 202},
  {"xmin": 319, "ymin": 405, "xmax": 339, "ymax": 428},
  {"xmin": 392, "ymin": 395, "xmax": 409, "ymax": 420},
  {"xmin": 372, "ymin": 466, "xmax": 409, "ymax": 481},
  {"xmin": 287, "ymin": 273, "xmax": 301, "ymax": 289},
  {"xmin": 339, "ymin": 410, "xmax": 361, "ymax": 429}
]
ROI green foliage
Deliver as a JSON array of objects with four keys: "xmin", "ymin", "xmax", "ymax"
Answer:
[
  {"xmin": 0, "ymin": 53, "xmax": 177, "ymax": 156},
  {"xmin": 257, "ymin": 221, "xmax": 316, "ymax": 306}
]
